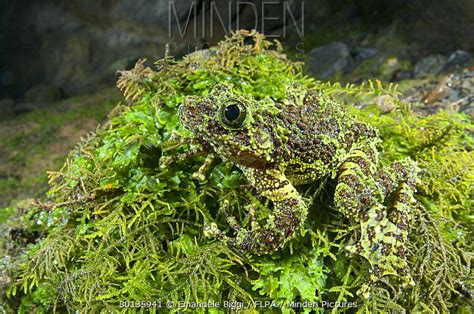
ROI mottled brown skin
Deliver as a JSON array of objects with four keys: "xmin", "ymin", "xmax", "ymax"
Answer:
[{"xmin": 177, "ymin": 83, "xmax": 419, "ymax": 297}]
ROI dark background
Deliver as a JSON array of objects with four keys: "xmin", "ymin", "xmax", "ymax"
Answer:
[{"xmin": 0, "ymin": 0, "xmax": 473, "ymax": 113}]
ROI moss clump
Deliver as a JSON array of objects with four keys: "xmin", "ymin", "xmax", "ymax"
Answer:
[{"xmin": 1, "ymin": 31, "xmax": 472, "ymax": 313}]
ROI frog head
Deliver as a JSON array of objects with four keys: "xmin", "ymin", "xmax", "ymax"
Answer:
[{"xmin": 179, "ymin": 83, "xmax": 277, "ymax": 168}]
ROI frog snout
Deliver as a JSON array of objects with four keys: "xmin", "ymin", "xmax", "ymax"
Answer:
[
  {"xmin": 178, "ymin": 102, "xmax": 202, "ymax": 129},
  {"xmin": 178, "ymin": 104, "xmax": 187, "ymax": 123}
]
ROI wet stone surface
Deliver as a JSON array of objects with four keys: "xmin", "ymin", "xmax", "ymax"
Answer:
[{"xmin": 403, "ymin": 69, "xmax": 474, "ymax": 117}]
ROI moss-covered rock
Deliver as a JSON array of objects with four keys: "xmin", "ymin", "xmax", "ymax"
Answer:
[{"xmin": 0, "ymin": 31, "xmax": 472, "ymax": 313}]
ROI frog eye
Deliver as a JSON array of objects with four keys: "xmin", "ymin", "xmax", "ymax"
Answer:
[{"xmin": 219, "ymin": 102, "xmax": 248, "ymax": 129}]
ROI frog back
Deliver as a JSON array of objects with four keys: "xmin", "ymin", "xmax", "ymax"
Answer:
[{"xmin": 273, "ymin": 91, "xmax": 377, "ymax": 185}]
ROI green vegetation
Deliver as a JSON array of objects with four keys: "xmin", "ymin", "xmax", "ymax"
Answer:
[
  {"xmin": 0, "ymin": 89, "xmax": 119, "ymax": 208},
  {"xmin": 1, "ymin": 31, "xmax": 472, "ymax": 313}
]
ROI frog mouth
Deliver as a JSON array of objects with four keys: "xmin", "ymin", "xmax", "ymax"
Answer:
[
  {"xmin": 177, "ymin": 104, "xmax": 188, "ymax": 122},
  {"xmin": 228, "ymin": 151, "xmax": 273, "ymax": 169}
]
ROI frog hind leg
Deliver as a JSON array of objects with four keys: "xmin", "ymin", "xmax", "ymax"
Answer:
[
  {"xmin": 350, "ymin": 190, "xmax": 416, "ymax": 299},
  {"xmin": 334, "ymin": 143, "xmax": 418, "ymax": 297},
  {"xmin": 226, "ymin": 167, "xmax": 308, "ymax": 254}
]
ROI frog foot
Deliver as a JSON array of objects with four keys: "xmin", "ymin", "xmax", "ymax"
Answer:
[
  {"xmin": 348, "ymin": 179, "xmax": 417, "ymax": 298},
  {"xmin": 205, "ymin": 199, "xmax": 281, "ymax": 254},
  {"xmin": 205, "ymin": 179, "xmax": 308, "ymax": 255}
]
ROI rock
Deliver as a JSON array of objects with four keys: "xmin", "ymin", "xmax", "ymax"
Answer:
[
  {"xmin": 376, "ymin": 95, "xmax": 396, "ymax": 114},
  {"xmin": 413, "ymin": 54, "xmax": 448, "ymax": 78},
  {"xmin": 402, "ymin": 69, "xmax": 474, "ymax": 116},
  {"xmin": 352, "ymin": 47, "xmax": 378, "ymax": 63},
  {"xmin": 0, "ymin": 98, "xmax": 15, "ymax": 117},
  {"xmin": 1, "ymin": 0, "xmax": 306, "ymax": 99},
  {"xmin": 307, "ymin": 42, "xmax": 354, "ymax": 79},
  {"xmin": 422, "ymin": 76, "xmax": 451, "ymax": 105},
  {"xmin": 401, "ymin": 1, "xmax": 474, "ymax": 56},
  {"xmin": 0, "ymin": 70, "xmax": 15, "ymax": 87},
  {"xmin": 380, "ymin": 57, "xmax": 402, "ymax": 80},
  {"xmin": 12, "ymin": 102, "xmax": 41, "ymax": 115},
  {"xmin": 0, "ymin": 97, "xmax": 14, "ymax": 108},
  {"xmin": 378, "ymin": 57, "xmax": 412, "ymax": 82},
  {"xmin": 347, "ymin": 55, "xmax": 385, "ymax": 82},
  {"xmin": 442, "ymin": 50, "xmax": 470, "ymax": 72},
  {"xmin": 24, "ymin": 84, "xmax": 62, "ymax": 103},
  {"xmin": 116, "ymin": 0, "xmax": 195, "ymax": 28},
  {"xmin": 396, "ymin": 69, "xmax": 413, "ymax": 81}
]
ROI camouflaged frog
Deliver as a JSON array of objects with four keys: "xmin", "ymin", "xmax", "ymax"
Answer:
[{"xmin": 175, "ymin": 83, "xmax": 419, "ymax": 297}]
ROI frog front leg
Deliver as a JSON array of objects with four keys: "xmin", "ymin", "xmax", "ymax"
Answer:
[
  {"xmin": 159, "ymin": 135, "xmax": 215, "ymax": 176},
  {"xmin": 334, "ymin": 143, "xmax": 418, "ymax": 298},
  {"xmin": 225, "ymin": 167, "xmax": 308, "ymax": 254}
]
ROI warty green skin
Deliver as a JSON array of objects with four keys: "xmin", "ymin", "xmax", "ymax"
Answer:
[{"xmin": 177, "ymin": 83, "xmax": 419, "ymax": 297}]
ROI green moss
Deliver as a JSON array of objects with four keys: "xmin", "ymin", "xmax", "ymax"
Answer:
[
  {"xmin": 347, "ymin": 57, "xmax": 382, "ymax": 80},
  {"xmin": 1, "ymin": 31, "xmax": 472, "ymax": 313},
  {"xmin": 395, "ymin": 78, "xmax": 430, "ymax": 93}
]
